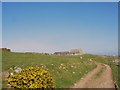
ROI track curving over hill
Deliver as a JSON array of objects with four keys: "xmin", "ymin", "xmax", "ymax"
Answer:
[{"xmin": 71, "ymin": 63, "xmax": 115, "ymax": 88}]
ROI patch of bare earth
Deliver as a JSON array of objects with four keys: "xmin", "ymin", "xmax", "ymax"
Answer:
[
  {"xmin": 0, "ymin": 71, "xmax": 9, "ymax": 80},
  {"xmin": 71, "ymin": 63, "xmax": 115, "ymax": 88}
]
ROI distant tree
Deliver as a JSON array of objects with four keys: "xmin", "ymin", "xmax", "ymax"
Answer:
[{"xmin": 0, "ymin": 48, "xmax": 11, "ymax": 52}]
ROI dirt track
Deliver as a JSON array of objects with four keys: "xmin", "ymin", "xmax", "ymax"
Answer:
[{"xmin": 71, "ymin": 63, "xmax": 115, "ymax": 88}]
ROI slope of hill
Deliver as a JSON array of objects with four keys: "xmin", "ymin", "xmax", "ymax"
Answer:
[
  {"xmin": 1, "ymin": 51, "xmax": 119, "ymax": 89},
  {"xmin": 2, "ymin": 51, "xmax": 96, "ymax": 88}
]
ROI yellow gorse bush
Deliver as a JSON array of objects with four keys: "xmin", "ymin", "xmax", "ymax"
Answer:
[{"xmin": 7, "ymin": 65, "xmax": 55, "ymax": 89}]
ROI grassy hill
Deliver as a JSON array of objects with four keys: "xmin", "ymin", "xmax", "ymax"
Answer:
[{"xmin": 2, "ymin": 51, "xmax": 119, "ymax": 88}]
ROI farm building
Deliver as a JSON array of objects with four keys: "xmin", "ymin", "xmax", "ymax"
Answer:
[
  {"xmin": 70, "ymin": 49, "xmax": 84, "ymax": 55},
  {"xmin": 54, "ymin": 49, "xmax": 84, "ymax": 55},
  {"xmin": 54, "ymin": 51, "xmax": 69, "ymax": 55}
]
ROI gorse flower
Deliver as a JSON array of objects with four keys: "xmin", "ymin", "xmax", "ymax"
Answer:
[{"xmin": 7, "ymin": 65, "xmax": 55, "ymax": 89}]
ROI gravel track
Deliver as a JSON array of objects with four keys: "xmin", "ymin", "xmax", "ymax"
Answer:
[{"xmin": 71, "ymin": 63, "xmax": 115, "ymax": 88}]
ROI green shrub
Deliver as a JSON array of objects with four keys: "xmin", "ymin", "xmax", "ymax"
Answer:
[{"xmin": 7, "ymin": 65, "xmax": 55, "ymax": 89}]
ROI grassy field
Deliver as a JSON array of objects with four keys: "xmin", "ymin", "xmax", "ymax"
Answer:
[
  {"xmin": 2, "ymin": 51, "xmax": 96, "ymax": 88},
  {"xmin": 2, "ymin": 51, "xmax": 119, "ymax": 88}
]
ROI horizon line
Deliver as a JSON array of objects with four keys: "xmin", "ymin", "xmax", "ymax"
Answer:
[{"xmin": 1, "ymin": 47, "xmax": 118, "ymax": 56}]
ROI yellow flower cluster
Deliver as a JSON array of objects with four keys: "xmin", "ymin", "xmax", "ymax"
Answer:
[{"xmin": 7, "ymin": 66, "xmax": 55, "ymax": 89}]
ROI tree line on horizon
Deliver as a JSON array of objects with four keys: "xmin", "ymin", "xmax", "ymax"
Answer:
[{"xmin": 0, "ymin": 48, "xmax": 11, "ymax": 52}]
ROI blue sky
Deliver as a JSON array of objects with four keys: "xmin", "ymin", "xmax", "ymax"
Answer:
[
  {"xmin": 2, "ymin": 2, "xmax": 118, "ymax": 55},
  {"xmin": 2, "ymin": 0, "xmax": 120, "ymax": 2},
  {"xmin": 0, "ymin": 2, "xmax": 2, "ymax": 48}
]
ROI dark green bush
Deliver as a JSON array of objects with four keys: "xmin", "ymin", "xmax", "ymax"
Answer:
[{"xmin": 7, "ymin": 65, "xmax": 55, "ymax": 89}]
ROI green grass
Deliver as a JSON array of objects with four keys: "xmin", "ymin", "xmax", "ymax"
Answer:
[
  {"xmin": 2, "ymin": 52, "xmax": 119, "ymax": 88},
  {"xmin": 2, "ymin": 52, "xmax": 96, "ymax": 88}
]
